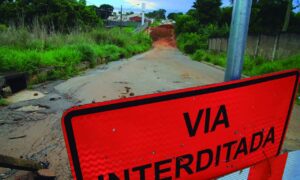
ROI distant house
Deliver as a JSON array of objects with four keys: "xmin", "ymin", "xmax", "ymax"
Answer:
[
  {"xmin": 127, "ymin": 14, "xmax": 152, "ymax": 23},
  {"xmin": 129, "ymin": 16, "xmax": 142, "ymax": 22},
  {"xmin": 108, "ymin": 15, "xmax": 118, "ymax": 21},
  {"xmin": 106, "ymin": 13, "xmax": 154, "ymax": 27}
]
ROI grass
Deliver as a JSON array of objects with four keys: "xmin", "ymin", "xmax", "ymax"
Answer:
[
  {"xmin": 176, "ymin": 32, "xmax": 300, "ymax": 77},
  {"xmin": 0, "ymin": 27, "xmax": 152, "ymax": 83},
  {"xmin": 150, "ymin": 20, "xmax": 161, "ymax": 27},
  {"xmin": 297, "ymin": 91, "xmax": 300, "ymax": 105},
  {"xmin": 188, "ymin": 49, "xmax": 300, "ymax": 105},
  {"xmin": 190, "ymin": 49, "xmax": 300, "ymax": 76},
  {"xmin": 0, "ymin": 98, "xmax": 9, "ymax": 106}
]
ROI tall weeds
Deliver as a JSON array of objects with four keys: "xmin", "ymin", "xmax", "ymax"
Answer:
[{"xmin": 0, "ymin": 24, "xmax": 152, "ymax": 83}]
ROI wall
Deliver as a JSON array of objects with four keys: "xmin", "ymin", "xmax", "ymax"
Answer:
[{"xmin": 208, "ymin": 33, "xmax": 300, "ymax": 60}]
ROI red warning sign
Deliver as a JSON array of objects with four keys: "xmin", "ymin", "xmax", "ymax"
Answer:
[{"xmin": 62, "ymin": 70, "xmax": 299, "ymax": 180}]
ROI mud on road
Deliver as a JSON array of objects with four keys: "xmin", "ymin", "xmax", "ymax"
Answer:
[
  {"xmin": 0, "ymin": 25, "xmax": 299, "ymax": 179},
  {"xmin": 149, "ymin": 24, "xmax": 177, "ymax": 48}
]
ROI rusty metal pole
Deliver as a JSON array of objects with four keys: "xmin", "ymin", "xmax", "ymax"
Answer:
[{"xmin": 224, "ymin": 0, "xmax": 253, "ymax": 81}]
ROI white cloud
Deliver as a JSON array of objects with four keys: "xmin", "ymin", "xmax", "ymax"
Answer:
[{"xmin": 124, "ymin": 0, "xmax": 157, "ymax": 9}]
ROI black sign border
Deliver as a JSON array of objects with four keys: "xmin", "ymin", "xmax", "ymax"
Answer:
[{"xmin": 63, "ymin": 70, "xmax": 299, "ymax": 179}]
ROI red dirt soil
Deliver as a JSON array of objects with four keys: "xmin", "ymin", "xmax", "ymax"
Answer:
[{"xmin": 149, "ymin": 24, "xmax": 177, "ymax": 48}]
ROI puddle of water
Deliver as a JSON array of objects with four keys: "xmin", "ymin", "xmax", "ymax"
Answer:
[{"xmin": 7, "ymin": 90, "xmax": 45, "ymax": 103}]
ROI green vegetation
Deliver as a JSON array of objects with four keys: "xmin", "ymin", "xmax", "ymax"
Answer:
[
  {"xmin": 95, "ymin": 4, "xmax": 114, "ymax": 19},
  {"xmin": 146, "ymin": 9, "xmax": 167, "ymax": 19},
  {"xmin": 150, "ymin": 20, "xmax": 161, "ymax": 27},
  {"xmin": 0, "ymin": 1, "xmax": 152, "ymax": 84},
  {"xmin": 167, "ymin": 13, "xmax": 183, "ymax": 21},
  {"xmin": 175, "ymin": 0, "xmax": 300, "ymax": 80},
  {"xmin": 190, "ymin": 50, "xmax": 300, "ymax": 76},
  {"xmin": 296, "ymin": 92, "xmax": 300, "ymax": 106},
  {"xmin": 177, "ymin": 24, "xmax": 229, "ymax": 55},
  {"xmin": 0, "ymin": 98, "xmax": 9, "ymax": 106},
  {"xmin": 0, "ymin": 0, "xmax": 101, "ymax": 32},
  {"xmin": 0, "ymin": 27, "xmax": 152, "ymax": 83}
]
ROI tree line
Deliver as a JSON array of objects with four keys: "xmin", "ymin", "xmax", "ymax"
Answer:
[
  {"xmin": 171, "ymin": 0, "xmax": 300, "ymax": 36},
  {"xmin": 145, "ymin": 9, "xmax": 166, "ymax": 19},
  {"xmin": 0, "ymin": 0, "xmax": 115, "ymax": 32},
  {"xmin": 173, "ymin": 0, "xmax": 300, "ymax": 58}
]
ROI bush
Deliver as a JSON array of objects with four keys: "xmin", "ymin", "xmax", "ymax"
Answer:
[
  {"xmin": 199, "ymin": 24, "xmax": 229, "ymax": 38},
  {"xmin": 192, "ymin": 50, "xmax": 207, "ymax": 61},
  {"xmin": 91, "ymin": 28, "xmax": 127, "ymax": 47},
  {"xmin": 103, "ymin": 45, "xmax": 124, "ymax": 61},
  {"xmin": 150, "ymin": 20, "xmax": 161, "ymax": 27},
  {"xmin": 177, "ymin": 33, "xmax": 208, "ymax": 54},
  {"xmin": 22, "ymin": 53, "xmax": 42, "ymax": 74},
  {"xmin": 175, "ymin": 15, "xmax": 199, "ymax": 34},
  {"xmin": 0, "ymin": 98, "xmax": 9, "ymax": 106},
  {"xmin": 0, "ymin": 24, "xmax": 7, "ymax": 31},
  {"xmin": 76, "ymin": 44, "xmax": 97, "ymax": 67}
]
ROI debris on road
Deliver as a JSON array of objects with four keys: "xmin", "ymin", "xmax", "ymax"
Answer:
[
  {"xmin": 1, "ymin": 86, "xmax": 12, "ymax": 97},
  {"xmin": 120, "ymin": 95, "xmax": 127, "ymax": 99},
  {"xmin": 16, "ymin": 105, "xmax": 48, "ymax": 112},
  {"xmin": 7, "ymin": 90, "xmax": 45, "ymax": 104},
  {"xmin": 9, "ymin": 135, "xmax": 26, "ymax": 140},
  {"xmin": 114, "ymin": 81, "xmax": 129, "ymax": 85},
  {"xmin": 149, "ymin": 24, "xmax": 177, "ymax": 48},
  {"xmin": 0, "ymin": 154, "xmax": 46, "ymax": 171},
  {"xmin": 37, "ymin": 169, "xmax": 56, "ymax": 179},
  {"xmin": 124, "ymin": 87, "xmax": 131, "ymax": 93},
  {"xmin": 49, "ymin": 96, "xmax": 61, "ymax": 101}
]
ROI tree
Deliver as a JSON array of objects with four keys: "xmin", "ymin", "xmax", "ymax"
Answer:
[
  {"xmin": 249, "ymin": 0, "xmax": 288, "ymax": 34},
  {"xmin": 167, "ymin": 12, "xmax": 183, "ymax": 20},
  {"xmin": 220, "ymin": 7, "xmax": 232, "ymax": 26},
  {"xmin": 126, "ymin": 11, "xmax": 134, "ymax": 15},
  {"xmin": 186, "ymin": 9, "xmax": 196, "ymax": 18},
  {"xmin": 78, "ymin": 0, "xmax": 86, "ymax": 6},
  {"xmin": 192, "ymin": 0, "xmax": 222, "ymax": 25},
  {"xmin": 146, "ymin": 9, "xmax": 166, "ymax": 19},
  {"xmin": 282, "ymin": 0, "xmax": 300, "ymax": 32},
  {"xmin": 0, "ymin": 0, "xmax": 101, "ymax": 32},
  {"xmin": 175, "ymin": 14, "xmax": 199, "ymax": 34},
  {"xmin": 289, "ymin": 11, "xmax": 300, "ymax": 33},
  {"xmin": 232, "ymin": 0, "xmax": 299, "ymax": 32},
  {"xmin": 98, "ymin": 4, "xmax": 114, "ymax": 19}
]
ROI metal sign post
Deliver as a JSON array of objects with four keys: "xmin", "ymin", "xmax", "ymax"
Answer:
[
  {"xmin": 142, "ymin": 3, "xmax": 146, "ymax": 26},
  {"xmin": 225, "ymin": 0, "xmax": 253, "ymax": 81}
]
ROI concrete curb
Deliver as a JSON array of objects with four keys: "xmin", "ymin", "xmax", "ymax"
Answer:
[{"xmin": 200, "ymin": 61, "xmax": 249, "ymax": 78}]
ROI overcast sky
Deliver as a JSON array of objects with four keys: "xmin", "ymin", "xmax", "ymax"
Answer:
[{"xmin": 86, "ymin": 0, "xmax": 232, "ymax": 13}]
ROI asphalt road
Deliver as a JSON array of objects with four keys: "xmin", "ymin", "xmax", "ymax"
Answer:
[{"xmin": 56, "ymin": 45, "xmax": 225, "ymax": 104}]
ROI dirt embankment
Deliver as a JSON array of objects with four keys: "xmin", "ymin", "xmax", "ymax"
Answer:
[{"xmin": 149, "ymin": 24, "xmax": 177, "ymax": 48}]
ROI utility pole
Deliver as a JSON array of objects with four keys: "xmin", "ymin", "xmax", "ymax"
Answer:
[
  {"xmin": 224, "ymin": 0, "xmax": 253, "ymax": 81},
  {"xmin": 120, "ymin": 5, "xmax": 123, "ymax": 28},
  {"xmin": 141, "ymin": 3, "xmax": 146, "ymax": 26}
]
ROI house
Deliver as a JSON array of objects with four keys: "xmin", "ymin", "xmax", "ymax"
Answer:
[
  {"xmin": 129, "ymin": 16, "xmax": 142, "ymax": 22},
  {"xmin": 127, "ymin": 14, "xmax": 152, "ymax": 23}
]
